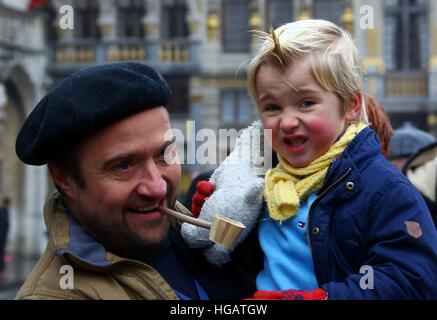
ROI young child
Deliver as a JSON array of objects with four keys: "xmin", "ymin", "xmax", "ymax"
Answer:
[{"xmin": 188, "ymin": 19, "xmax": 437, "ymax": 299}]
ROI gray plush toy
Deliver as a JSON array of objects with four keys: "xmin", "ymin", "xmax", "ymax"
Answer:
[{"xmin": 180, "ymin": 121, "xmax": 271, "ymax": 266}]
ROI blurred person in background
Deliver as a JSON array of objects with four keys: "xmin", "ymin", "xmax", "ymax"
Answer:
[
  {"xmin": 402, "ymin": 142, "xmax": 437, "ymax": 228},
  {"xmin": 388, "ymin": 122, "xmax": 436, "ymax": 170},
  {"xmin": 0, "ymin": 198, "xmax": 10, "ymax": 276}
]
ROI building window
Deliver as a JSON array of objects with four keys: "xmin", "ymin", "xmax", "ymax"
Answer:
[
  {"xmin": 222, "ymin": 0, "xmax": 251, "ymax": 52},
  {"xmin": 313, "ymin": 0, "xmax": 345, "ymax": 27},
  {"xmin": 117, "ymin": 0, "xmax": 145, "ymax": 38},
  {"xmin": 165, "ymin": 75, "xmax": 189, "ymax": 115},
  {"xmin": 221, "ymin": 90, "xmax": 253, "ymax": 125},
  {"xmin": 75, "ymin": 0, "xmax": 100, "ymax": 39},
  {"xmin": 385, "ymin": 0, "xmax": 428, "ymax": 71},
  {"xmin": 266, "ymin": 0, "xmax": 294, "ymax": 29},
  {"xmin": 161, "ymin": 0, "xmax": 188, "ymax": 40}
]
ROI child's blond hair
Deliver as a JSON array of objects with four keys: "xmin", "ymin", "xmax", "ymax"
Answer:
[{"xmin": 248, "ymin": 19, "xmax": 368, "ymax": 123}]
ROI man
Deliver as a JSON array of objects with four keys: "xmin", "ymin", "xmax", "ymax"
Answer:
[{"xmin": 15, "ymin": 63, "xmax": 246, "ymax": 300}]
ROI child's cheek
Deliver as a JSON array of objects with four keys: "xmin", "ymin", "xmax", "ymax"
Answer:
[{"xmin": 307, "ymin": 117, "xmax": 342, "ymax": 146}]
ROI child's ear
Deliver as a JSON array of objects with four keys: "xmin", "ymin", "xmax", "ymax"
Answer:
[{"xmin": 345, "ymin": 94, "xmax": 362, "ymax": 122}]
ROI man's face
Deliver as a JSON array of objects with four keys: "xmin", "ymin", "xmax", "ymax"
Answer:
[{"xmin": 63, "ymin": 107, "xmax": 180, "ymax": 255}]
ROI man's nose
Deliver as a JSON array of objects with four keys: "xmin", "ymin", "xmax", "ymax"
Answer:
[{"xmin": 136, "ymin": 162, "xmax": 167, "ymax": 200}]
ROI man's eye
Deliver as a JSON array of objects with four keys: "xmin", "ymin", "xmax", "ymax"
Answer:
[
  {"xmin": 264, "ymin": 104, "xmax": 281, "ymax": 112},
  {"xmin": 115, "ymin": 161, "xmax": 132, "ymax": 171}
]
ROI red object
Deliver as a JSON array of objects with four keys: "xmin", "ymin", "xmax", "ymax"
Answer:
[
  {"xmin": 28, "ymin": 0, "xmax": 51, "ymax": 11},
  {"xmin": 248, "ymin": 288, "xmax": 327, "ymax": 300},
  {"xmin": 191, "ymin": 181, "xmax": 214, "ymax": 218}
]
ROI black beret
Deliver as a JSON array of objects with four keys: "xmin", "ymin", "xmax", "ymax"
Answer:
[{"xmin": 16, "ymin": 62, "xmax": 171, "ymax": 165}]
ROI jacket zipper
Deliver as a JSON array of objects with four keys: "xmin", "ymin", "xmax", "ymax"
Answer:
[
  {"xmin": 306, "ymin": 167, "xmax": 352, "ymax": 251},
  {"xmin": 126, "ymin": 266, "xmax": 171, "ymax": 300}
]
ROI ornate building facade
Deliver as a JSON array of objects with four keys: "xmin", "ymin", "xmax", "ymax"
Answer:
[
  {"xmin": 49, "ymin": 0, "xmax": 437, "ymax": 179},
  {"xmin": 46, "ymin": 0, "xmax": 437, "ymax": 161}
]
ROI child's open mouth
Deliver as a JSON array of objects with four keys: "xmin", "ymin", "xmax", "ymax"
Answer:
[{"xmin": 283, "ymin": 137, "xmax": 308, "ymax": 152}]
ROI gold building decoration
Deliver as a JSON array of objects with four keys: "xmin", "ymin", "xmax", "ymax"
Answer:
[
  {"xmin": 249, "ymin": 11, "xmax": 261, "ymax": 31},
  {"xmin": 297, "ymin": 10, "xmax": 311, "ymax": 20},
  {"xmin": 341, "ymin": 7, "xmax": 354, "ymax": 35},
  {"xmin": 207, "ymin": 13, "xmax": 219, "ymax": 42}
]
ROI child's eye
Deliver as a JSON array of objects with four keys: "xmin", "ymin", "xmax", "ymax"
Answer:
[{"xmin": 301, "ymin": 100, "xmax": 315, "ymax": 108}]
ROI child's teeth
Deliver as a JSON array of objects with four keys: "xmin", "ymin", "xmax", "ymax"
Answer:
[{"xmin": 287, "ymin": 139, "xmax": 305, "ymax": 146}]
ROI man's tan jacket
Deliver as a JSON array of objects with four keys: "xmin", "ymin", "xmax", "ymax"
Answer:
[{"xmin": 16, "ymin": 193, "xmax": 184, "ymax": 300}]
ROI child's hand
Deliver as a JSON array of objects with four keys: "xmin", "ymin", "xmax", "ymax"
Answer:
[
  {"xmin": 191, "ymin": 181, "xmax": 214, "ymax": 218},
  {"xmin": 247, "ymin": 288, "xmax": 327, "ymax": 300}
]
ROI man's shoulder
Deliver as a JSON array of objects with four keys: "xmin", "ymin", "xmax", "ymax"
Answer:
[
  {"xmin": 15, "ymin": 246, "xmax": 165, "ymax": 300},
  {"xmin": 15, "ymin": 246, "xmax": 126, "ymax": 300},
  {"xmin": 15, "ymin": 247, "xmax": 87, "ymax": 300}
]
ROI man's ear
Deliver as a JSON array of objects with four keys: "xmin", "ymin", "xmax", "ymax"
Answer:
[
  {"xmin": 47, "ymin": 162, "xmax": 76, "ymax": 199},
  {"xmin": 345, "ymin": 94, "xmax": 362, "ymax": 122}
]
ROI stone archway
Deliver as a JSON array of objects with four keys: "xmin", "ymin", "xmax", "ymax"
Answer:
[
  {"xmin": 0, "ymin": 80, "xmax": 26, "ymax": 255},
  {"xmin": 0, "ymin": 63, "xmax": 48, "ymax": 258}
]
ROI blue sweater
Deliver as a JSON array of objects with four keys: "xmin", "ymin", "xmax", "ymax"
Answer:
[{"xmin": 257, "ymin": 193, "xmax": 318, "ymax": 291}]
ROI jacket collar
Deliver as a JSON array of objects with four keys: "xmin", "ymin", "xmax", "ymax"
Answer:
[
  {"xmin": 44, "ymin": 192, "xmax": 119, "ymax": 269},
  {"xmin": 319, "ymin": 127, "xmax": 381, "ymax": 202},
  {"xmin": 44, "ymin": 192, "xmax": 190, "ymax": 272}
]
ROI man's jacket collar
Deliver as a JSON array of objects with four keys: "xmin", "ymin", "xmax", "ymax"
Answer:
[{"xmin": 44, "ymin": 192, "xmax": 134, "ymax": 270}]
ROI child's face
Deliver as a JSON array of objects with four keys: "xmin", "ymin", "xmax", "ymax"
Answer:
[{"xmin": 256, "ymin": 60, "xmax": 355, "ymax": 168}]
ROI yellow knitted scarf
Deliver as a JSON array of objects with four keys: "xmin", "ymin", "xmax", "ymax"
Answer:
[{"xmin": 265, "ymin": 123, "xmax": 367, "ymax": 221}]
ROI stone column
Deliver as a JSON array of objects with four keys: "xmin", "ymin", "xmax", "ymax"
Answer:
[
  {"xmin": 97, "ymin": 0, "xmax": 117, "ymax": 40},
  {"xmin": 52, "ymin": 0, "xmax": 75, "ymax": 41},
  {"xmin": 429, "ymin": 0, "xmax": 437, "ymax": 104},
  {"xmin": 23, "ymin": 165, "xmax": 48, "ymax": 256},
  {"xmin": 249, "ymin": 0, "xmax": 262, "ymax": 55},
  {"xmin": 297, "ymin": 0, "xmax": 312, "ymax": 20},
  {"xmin": 355, "ymin": 0, "xmax": 385, "ymax": 101},
  {"xmin": 144, "ymin": 0, "xmax": 160, "ymax": 64},
  {"xmin": 0, "ymin": 83, "xmax": 6, "ymax": 137},
  {"xmin": 426, "ymin": 0, "xmax": 437, "ymax": 134},
  {"xmin": 96, "ymin": 0, "xmax": 117, "ymax": 63}
]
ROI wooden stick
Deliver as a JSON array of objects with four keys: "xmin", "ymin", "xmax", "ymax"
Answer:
[{"xmin": 157, "ymin": 206, "xmax": 211, "ymax": 229}]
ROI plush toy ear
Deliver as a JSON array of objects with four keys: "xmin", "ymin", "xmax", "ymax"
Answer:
[{"xmin": 345, "ymin": 94, "xmax": 362, "ymax": 122}]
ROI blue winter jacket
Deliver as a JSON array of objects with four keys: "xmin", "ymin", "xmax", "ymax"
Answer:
[{"xmin": 307, "ymin": 127, "xmax": 437, "ymax": 299}]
